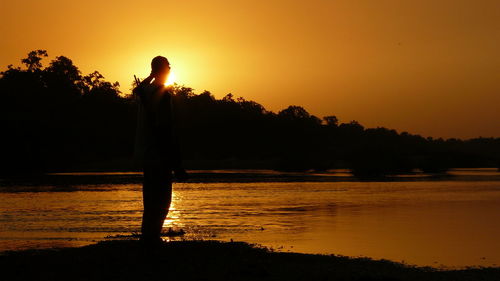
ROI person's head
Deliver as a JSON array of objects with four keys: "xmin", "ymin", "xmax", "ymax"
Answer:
[{"xmin": 151, "ymin": 56, "xmax": 170, "ymax": 82}]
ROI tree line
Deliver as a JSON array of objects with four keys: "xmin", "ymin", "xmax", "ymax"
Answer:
[{"xmin": 1, "ymin": 50, "xmax": 499, "ymax": 176}]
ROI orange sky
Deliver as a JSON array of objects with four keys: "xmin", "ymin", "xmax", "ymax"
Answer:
[{"xmin": 1, "ymin": 0, "xmax": 499, "ymax": 139}]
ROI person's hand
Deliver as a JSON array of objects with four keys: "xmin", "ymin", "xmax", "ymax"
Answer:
[{"xmin": 174, "ymin": 168, "xmax": 188, "ymax": 182}]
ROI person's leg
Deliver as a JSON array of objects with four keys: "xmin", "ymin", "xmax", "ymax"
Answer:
[
  {"xmin": 141, "ymin": 165, "xmax": 172, "ymax": 241},
  {"xmin": 151, "ymin": 166, "xmax": 172, "ymax": 237},
  {"xmin": 141, "ymin": 165, "xmax": 156, "ymax": 241}
]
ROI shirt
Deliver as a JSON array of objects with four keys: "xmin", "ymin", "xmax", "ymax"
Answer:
[{"xmin": 134, "ymin": 83, "xmax": 181, "ymax": 169}]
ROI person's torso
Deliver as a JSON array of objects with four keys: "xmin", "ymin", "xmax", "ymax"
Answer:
[{"xmin": 135, "ymin": 84, "xmax": 174, "ymax": 165}]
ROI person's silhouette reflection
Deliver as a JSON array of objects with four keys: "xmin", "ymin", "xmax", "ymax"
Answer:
[{"xmin": 133, "ymin": 56, "xmax": 187, "ymax": 244}]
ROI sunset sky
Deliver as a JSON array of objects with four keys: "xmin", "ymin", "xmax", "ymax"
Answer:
[{"xmin": 1, "ymin": 0, "xmax": 499, "ymax": 139}]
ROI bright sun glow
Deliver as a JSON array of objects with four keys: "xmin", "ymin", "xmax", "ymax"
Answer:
[{"xmin": 164, "ymin": 71, "xmax": 177, "ymax": 86}]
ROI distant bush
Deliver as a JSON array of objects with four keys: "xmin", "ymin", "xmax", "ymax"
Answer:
[{"xmin": 1, "ymin": 50, "xmax": 499, "ymax": 175}]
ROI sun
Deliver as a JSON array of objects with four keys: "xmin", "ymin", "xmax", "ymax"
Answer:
[{"xmin": 164, "ymin": 71, "xmax": 177, "ymax": 86}]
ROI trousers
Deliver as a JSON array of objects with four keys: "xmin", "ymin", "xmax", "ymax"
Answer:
[{"xmin": 141, "ymin": 164, "xmax": 172, "ymax": 240}]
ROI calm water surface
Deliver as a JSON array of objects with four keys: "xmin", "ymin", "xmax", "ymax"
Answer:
[{"xmin": 1, "ymin": 169, "xmax": 499, "ymax": 268}]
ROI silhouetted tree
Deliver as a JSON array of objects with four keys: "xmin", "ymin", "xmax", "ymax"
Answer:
[
  {"xmin": 21, "ymin": 50, "xmax": 48, "ymax": 71},
  {"xmin": 323, "ymin": 115, "xmax": 339, "ymax": 127},
  {"xmin": 1, "ymin": 50, "xmax": 499, "ymax": 175}
]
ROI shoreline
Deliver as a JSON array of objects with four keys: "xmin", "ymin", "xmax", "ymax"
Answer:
[
  {"xmin": 2, "ymin": 168, "xmax": 500, "ymax": 187},
  {"xmin": 1, "ymin": 240, "xmax": 499, "ymax": 281}
]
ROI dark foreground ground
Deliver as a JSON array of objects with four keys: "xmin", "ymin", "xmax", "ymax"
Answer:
[{"xmin": 1, "ymin": 240, "xmax": 499, "ymax": 281}]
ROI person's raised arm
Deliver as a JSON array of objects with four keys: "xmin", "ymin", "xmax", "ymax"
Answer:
[{"xmin": 133, "ymin": 73, "xmax": 155, "ymax": 98}]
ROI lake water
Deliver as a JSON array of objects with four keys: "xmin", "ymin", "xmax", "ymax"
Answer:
[{"xmin": 1, "ymin": 169, "xmax": 499, "ymax": 268}]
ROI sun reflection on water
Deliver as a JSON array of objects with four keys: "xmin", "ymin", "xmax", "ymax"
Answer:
[
  {"xmin": 2, "ymin": 170, "xmax": 500, "ymax": 267},
  {"xmin": 163, "ymin": 190, "xmax": 181, "ymax": 229}
]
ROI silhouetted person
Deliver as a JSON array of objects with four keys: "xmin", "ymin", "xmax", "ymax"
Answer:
[{"xmin": 133, "ymin": 56, "xmax": 187, "ymax": 244}]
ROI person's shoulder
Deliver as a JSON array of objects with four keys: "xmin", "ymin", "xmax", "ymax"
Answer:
[
  {"xmin": 134, "ymin": 82, "xmax": 152, "ymax": 93},
  {"xmin": 156, "ymin": 85, "xmax": 174, "ymax": 98},
  {"xmin": 139, "ymin": 84, "xmax": 160, "ymax": 96},
  {"xmin": 144, "ymin": 83, "xmax": 159, "ymax": 91},
  {"xmin": 162, "ymin": 86, "xmax": 175, "ymax": 96}
]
